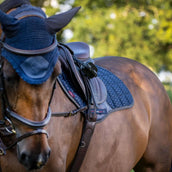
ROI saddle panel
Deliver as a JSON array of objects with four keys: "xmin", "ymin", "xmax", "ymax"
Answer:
[{"xmin": 89, "ymin": 77, "xmax": 107, "ymax": 105}]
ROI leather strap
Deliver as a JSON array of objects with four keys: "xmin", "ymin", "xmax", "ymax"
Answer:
[
  {"xmin": 1, "ymin": 39, "xmax": 58, "ymax": 55},
  {"xmin": 6, "ymin": 107, "xmax": 51, "ymax": 129},
  {"xmin": 0, "ymin": 137, "xmax": 7, "ymax": 155},
  {"xmin": 0, "ymin": 125, "xmax": 15, "ymax": 136},
  {"xmin": 52, "ymin": 106, "xmax": 87, "ymax": 117},
  {"xmin": 6, "ymin": 129, "xmax": 48, "ymax": 150},
  {"xmin": 58, "ymin": 44, "xmax": 86, "ymax": 96},
  {"xmin": 70, "ymin": 120, "xmax": 96, "ymax": 172}
]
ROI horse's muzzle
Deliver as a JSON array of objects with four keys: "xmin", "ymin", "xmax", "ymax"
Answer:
[{"xmin": 17, "ymin": 145, "xmax": 51, "ymax": 170}]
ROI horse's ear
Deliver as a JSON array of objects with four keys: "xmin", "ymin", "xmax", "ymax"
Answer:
[
  {"xmin": 0, "ymin": 10, "xmax": 19, "ymax": 37},
  {"xmin": 45, "ymin": 6, "xmax": 81, "ymax": 34}
]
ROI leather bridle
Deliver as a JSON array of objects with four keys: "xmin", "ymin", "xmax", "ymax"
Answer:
[
  {"xmin": 0, "ymin": 39, "xmax": 87, "ymax": 156},
  {"xmin": 0, "ymin": 8, "xmax": 89, "ymax": 154},
  {"xmin": 0, "ymin": 52, "xmax": 55, "ymax": 153},
  {"xmin": 0, "ymin": 10, "xmax": 59, "ymax": 154}
]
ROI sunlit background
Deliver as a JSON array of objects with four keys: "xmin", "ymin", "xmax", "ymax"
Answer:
[
  {"xmin": 0, "ymin": 0, "xmax": 172, "ymax": 101},
  {"xmin": 0, "ymin": 1, "xmax": 171, "ymax": 171}
]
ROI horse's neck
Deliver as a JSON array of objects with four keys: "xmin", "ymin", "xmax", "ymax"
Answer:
[{"xmin": 49, "ymin": 82, "xmax": 84, "ymax": 167}]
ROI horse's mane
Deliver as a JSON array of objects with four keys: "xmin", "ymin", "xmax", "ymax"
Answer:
[{"xmin": 0, "ymin": 0, "xmax": 30, "ymax": 12}]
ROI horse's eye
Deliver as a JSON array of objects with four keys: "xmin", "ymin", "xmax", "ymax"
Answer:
[
  {"xmin": 4, "ymin": 74, "xmax": 19, "ymax": 85},
  {"xmin": 5, "ymin": 76, "xmax": 15, "ymax": 82}
]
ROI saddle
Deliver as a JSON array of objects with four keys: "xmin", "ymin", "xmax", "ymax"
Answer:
[{"xmin": 58, "ymin": 42, "xmax": 109, "ymax": 121}]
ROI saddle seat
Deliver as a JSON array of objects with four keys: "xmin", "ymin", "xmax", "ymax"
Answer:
[{"xmin": 66, "ymin": 42, "xmax": 90, "ymax": 60}]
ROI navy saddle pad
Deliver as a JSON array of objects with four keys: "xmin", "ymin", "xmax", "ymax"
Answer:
[{"xmin": 57, "ymin": 65, "xmax": 134, "ymax": 122}]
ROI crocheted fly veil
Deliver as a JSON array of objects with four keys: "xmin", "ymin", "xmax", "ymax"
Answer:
[{"xmin": 0, "ymin": 4, "xmax": 80, "ymax": 84}]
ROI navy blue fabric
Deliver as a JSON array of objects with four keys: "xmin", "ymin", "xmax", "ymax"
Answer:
[
  {"xmin": 58, "ymin": 72, "xmax": 86, "ymax": 107},
  {"xmin": 1, "ymin": 4, "xmax": 59, "ymax": 84},
  {"xmin": 97, "ymin": 66, "xmax": 133, "ymax": 110},
  {"xmin": 8, "ymin": 4, "xmax": 45, "ymax": 18},
  {"xmin": 58, "ymin": 65, "xmax": 134, "ymax": 121}
]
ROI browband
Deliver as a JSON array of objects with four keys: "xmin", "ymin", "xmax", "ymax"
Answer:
[{"xmin": 1, "ymin": 38, "xmax": 58, "ymax": 55}]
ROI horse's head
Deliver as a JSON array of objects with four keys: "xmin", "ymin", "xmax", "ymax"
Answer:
[
  {"xmin": 2, "ymin": 58, "xmax": 61, "ymax": 170},
  {"xmin": 0, "ymin": 3, "xmax": 80, "ymax": 170}
]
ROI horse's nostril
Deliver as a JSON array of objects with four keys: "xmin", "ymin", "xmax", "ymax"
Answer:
[
  {"xmin": 37, "ymin": 156, "xmax": 44, "ymax": 169},
  {"xmin": 18, "ymin": 148, "xmax": 51, "ymax": 170},
  {"xmin": 20, "ymin": 152, "xmax": 29, "ymax": 162},
  {"xmin": 47, "ymin": 148, "xmax": 51, "ymax": 158}
]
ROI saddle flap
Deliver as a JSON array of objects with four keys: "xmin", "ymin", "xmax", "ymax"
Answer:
[
  {"xmin": 58, "ymin": 44, "xmax": 86, "ymax": 96},
  {"xmin": 89, "ymin": 77, "xmax": 107, "ymax": 105}
]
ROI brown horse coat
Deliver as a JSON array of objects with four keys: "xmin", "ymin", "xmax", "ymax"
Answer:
[{"xmin": 0, "ymin": 56, "xmax": 172, "ymax": 172}]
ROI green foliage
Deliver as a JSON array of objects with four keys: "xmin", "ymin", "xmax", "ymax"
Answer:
[
  {"xmin": 30, "ymin": 0, "xmax": 45, "ymax": 7},
  {"xmin": 66, "ymin": 1, "xmax": 172, "ymax": 72},
  {"xmin": 1, "ymin": 0, "xmax": 171, "ymax": 72},
  {"xmin": 164, "ymin": 83, "xmax": 172, "ymax": 102}
]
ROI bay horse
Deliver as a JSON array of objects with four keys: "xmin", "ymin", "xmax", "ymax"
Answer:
[{"xmin": 0, "ymin": 0, "xmax": 172, "ymax": 172}]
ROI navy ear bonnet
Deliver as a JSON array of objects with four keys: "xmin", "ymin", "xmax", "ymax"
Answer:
[{"xmin": 0, "ymin": 4, "xmax": 59, "ymax": 84}]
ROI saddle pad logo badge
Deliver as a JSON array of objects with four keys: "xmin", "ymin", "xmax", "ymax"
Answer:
[{"xmin": 68, "ymin": 90, "xmax": 75, "ymax": 98}]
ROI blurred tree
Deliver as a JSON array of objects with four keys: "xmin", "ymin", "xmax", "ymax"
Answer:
[
  {"xmin": 66, "ymin": 0, "xmax": 172, "ymax": 72},
  {"xmin": 0, "ymin": 0, "xmax": 171, "ymax": 72},
  {"xmin": 30, "ymin": 0, "xmax": 45, "ymax": 7}
]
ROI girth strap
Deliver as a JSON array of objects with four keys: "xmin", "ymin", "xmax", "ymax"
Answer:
[{"xmin": 70, "ymin": 120, "xmax": 96, "ymax": 172}]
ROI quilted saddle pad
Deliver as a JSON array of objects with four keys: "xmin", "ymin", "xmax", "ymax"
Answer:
[{"xmin": 57, "ymin": 65, "xmax": 134, "ymax": 122}]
